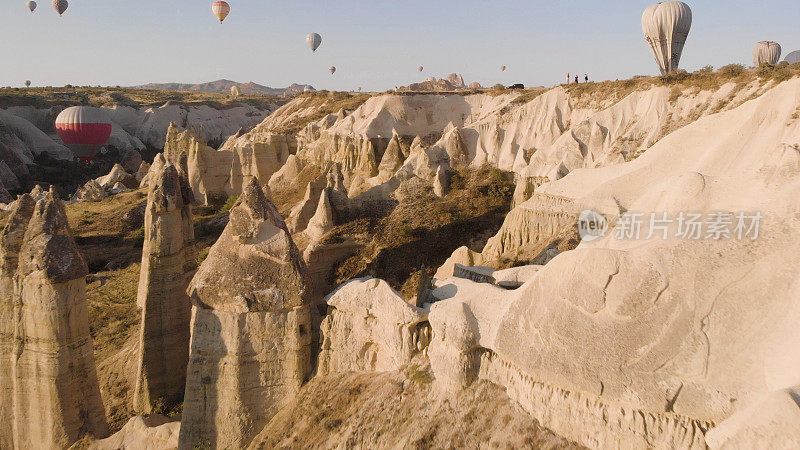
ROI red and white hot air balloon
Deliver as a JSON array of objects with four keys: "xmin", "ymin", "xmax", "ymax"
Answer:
[
  {"xmin": 55, "ymin": 106, "xmax": 113, "ymax": 163},
  {"xmin": 212, "ymin": 1, "xmax": 230, "ymax": 23}
]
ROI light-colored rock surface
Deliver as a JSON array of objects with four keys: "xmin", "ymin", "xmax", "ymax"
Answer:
[
  {"xmin": 179, "ymin": 179, "xmax": 312, "ymax": 449},
  {"xmin": 97, "ymin": 163, "xmax": 138, "ymax": 190},
  {"xmin": 705, "ymin": 386, "xmax": 800, "ymax": 449},
  {"xmin": 305, "ymin": 188, "xmax": 335, "ymax": 242},
  {"xmin": 74, "ymin": 179, "xmax": 109, "ymax": 203},
  {"xmin": 0, "ymin": 190, "xmax": 108, "ymax": 448},
  {"xmin": 163, "ymin": 124, "xmax": 293, "ymax": 204},
  {"xmin": 319, "ymin": 278, "xmax": 429, "ymax": 375},
  {"xmin": 90, "ymin": 415, "xmax": 180, "ymax": 450},
  {"xmin": 425, "ymin": 78, "xmax": 800, "ymax": 448},
  {"xmin": 0, "ymin": 109, "xmax": 72, "ymax": 161},
  {"xmin": 133, "ymin": 163, "xmax": 196, "ymax": 413}
]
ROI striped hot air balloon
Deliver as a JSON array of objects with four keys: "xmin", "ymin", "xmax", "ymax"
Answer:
[
  {"xmin": 55, "ymin": 106, "xmax": 113, "ymax": 163},
  {"xmin": 753, "ymin": 41, "xmax": 781, "ymax": 67},
  {"xmin": 329, "ymin": 66, "xmax": 336, "ymax": 75},
  {"xmin": 52, "ymin": 0, "xmax": 67, "ymax": 16},
  {"xmin": 27, "ymin": 1, "xmax": 37, "ymax": 12},
  {"xmin": 642, "ymin": 1, "xmax": 692, "ymax": 75},
  {"xmin": 212, "ymin": 1, "xmax": 230, "ymax": 23}
]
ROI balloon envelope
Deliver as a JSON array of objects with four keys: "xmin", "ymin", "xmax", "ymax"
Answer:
[
  {"xmin": 418, "ymin": 66, "xmax": 423, "ymax": 72},
  {"xmin": 27, "ymin": 1, "xmax": 37, "ymax": 12},
  {"xmin": 307, "ymin": 33, "xmax": 322, "ymax": 52},
  {"xmin": 753, "ymin": 41, "xmax": 782, "ymax": 66},
  {"xmin": 329, "ymin": 66, "xmax": 336, "ymax": 75},
  {"xmin": 51, "ymin": 0, "xmax": 67, "ymax": 16},
  {"xmin": 641, "ymin": 1, "xmax": 692, "ymax": 74},
  {"xmin": 785, "ymin": 50, "xmax": 800, "ymax": 65},
  {"xmin": 25, "ymin": 80, "xmax": 31, "ymax": 87},
  {"xmin": 501, "ymin": 65, "xmax": 506, "ymax": 71},
  {"xmin": 55, "ymin": 106, "xmax": 112, "ymax": 163},
  {"xmin": 212, "ymin": 1, "xmax": 229, "ymax": 23}
]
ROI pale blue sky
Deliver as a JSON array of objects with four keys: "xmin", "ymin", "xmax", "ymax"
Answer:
[{"xmin": 1, "ymin": 1, "xmax": 798, "ymax": 91}]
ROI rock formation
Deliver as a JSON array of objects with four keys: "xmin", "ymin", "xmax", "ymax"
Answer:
[
  {"xmin": 132, "ymin": 163, "xmax": 196, "ymax": 414},
  {"xmin": 433, "ymin": 165, "xmax": 450, "ymax": 197},
  {"xmin": 179, "ymin": 179, "xmax": 313, "ymax": 449},
  {"xmin": 74, "ymin": 179, "xmax": 109, "ymax": 203},
  {"xmin": 319, "ymin": 278, "xmax": 429, "ymax": 375},
  {"xmin": 0, "ymin": 180, "xmax": 11, "ymax": 204},
  {"xmin": 305, "ymin": 188, "xmax": 335, "ymax": 242},
  {"xmin": 425, "ymin": 78, "xmax": 800, "ymax": 448},
  {"xmin": 97, "ymin": 163, "xmax": 138, "ymax": 191},
  {"xmin": 0, "ymin": 190, "xmax": 108, "ymax": 448},
  {"xmin": 164, "ymin": 123, "xmax": 294, "ymax": 204}
]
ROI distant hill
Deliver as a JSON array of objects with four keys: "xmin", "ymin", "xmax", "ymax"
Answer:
[{"xmin": 131, "ymin": 79, "xmax": 315, "ymax": 97}]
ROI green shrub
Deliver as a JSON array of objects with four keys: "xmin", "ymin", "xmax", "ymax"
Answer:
[{"xmin": 221, "ymin": 195, "xmax": 239, "ymax": 213}]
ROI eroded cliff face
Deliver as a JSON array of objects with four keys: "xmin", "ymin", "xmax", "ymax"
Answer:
[
  {"xmin": 178, "ymin": 179, "xmax": 313, "ymax": 449},
  {"xmin": 425, "ymin": 78, "xmax": 800, "ymax": 448},
  {"xmin": 0, "ymin": 190, "xmax": 108, "ymax": 448},
  {"xmin": 318, "ymin": 278, "xmax": 429, "ymax": 375},
  {"xmin": 162, "ymin": 123, "xmax": 294, "ymax": 204},
  {"xmin": 132, "ymin": 162, "xmax": 196, "ymax": 413}
]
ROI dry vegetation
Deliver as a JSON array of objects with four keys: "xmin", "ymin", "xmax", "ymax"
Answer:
[
  {"xmin": 330, "ymin": 166, "xmax": 515, "ymax": 298},
  {"xmin": 0, "ymin": 86, "xmax": 283, "ymax": 110},
  {"xmin": 252, "ymin": 368, "xmax": 585, "ymax": 449},
  {"xmin": 563, "ymin": 62, "xmax": 800, "ymax": 108}
]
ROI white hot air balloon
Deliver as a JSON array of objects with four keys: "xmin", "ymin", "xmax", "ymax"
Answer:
[
  {"xmin": 26, "ymin": 1, "xmax": 37, "ymax": 12},
  {"xmin": 785, "ymin": 50, "xmax": 800, "ymax": 65},
  {"xmin": 753, "ymin": 41, "xmax": 782, "ymax": 67},
  {"xmin": 329, "ymin": 66, "xmax": 336, "ymax": 75},
  {"xmin": 230, "ymin": 85, "xmax": 240, "ymax": 97},
  {"xmin": 641, "ymin": 1, "xmax": 692, "ymax": 74},
  {"xmin": 418, "ymin": 66, "xmax": 423, "ymax": 72},
  {"xmin": 307, "ymin": 33, "xmax": 322, "ymax": 52}
]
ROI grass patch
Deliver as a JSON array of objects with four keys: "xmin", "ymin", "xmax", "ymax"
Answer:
[{"xmin": 331, "ymin": 166, "xmax": 514, "ymax": 291}]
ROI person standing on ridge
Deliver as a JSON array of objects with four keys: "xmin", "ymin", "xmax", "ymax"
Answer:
[
  {"xmin": 567, "ymin": 73, "xmax": 570, "ymax": 84},
  {"xmin": 585, "ymin": 74, "xmax": 589, "ymax": 83},
  {"xmin": 575, "ymin": 75, "xmax": 579, "ymax": 84}
]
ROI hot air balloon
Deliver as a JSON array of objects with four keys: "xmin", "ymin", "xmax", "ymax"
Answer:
[
  {"xmin": 641, "ymin": 1, "xmax": 692, "ymax": 75},
  {"xmin": 25, "ymin": 80, "xmax": 31, "ymax": 87},
  {"xmin": 785, "ymin": 50, "xmax": 800, "ymax": 65},
  {"xmin": 52, "ymin": 0, "xmax": 67, "ymax": 16},
  {"xmin": 329, "ymin": 66, "xmax": 336, "ymax": 75},
  {"xmin": 418, "ymin": 66, "xmax": 424, "ymax": 72},
  {"xmin": 307, "ymin": 33, "xmax": 322, "ymax": 52},
  {"xmin": 230, "ymin": 85, "xmax": 240, "ymax": 97},
  {"xmin": 212, "ymin": 1, "xmax": 230, "ymax": 23},
  {"xmin": 55, "ymin": 106, "xmax": 112, "ymax": 163},
  {"xmin": 26, "ymin": 1, "xmax": 37, "ymax": 12},
  {"xmin": 501, "ymin": 65, "xmax": 506, "ymax": 72},
  {"xmin": 753, "ymin": 41, "xmax": 781, "ymax": 66}
]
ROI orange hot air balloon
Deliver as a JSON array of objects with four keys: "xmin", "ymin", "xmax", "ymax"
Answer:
[{"xmin": 212, "ymin": 1, "xmax": 230, "ymax": 23}]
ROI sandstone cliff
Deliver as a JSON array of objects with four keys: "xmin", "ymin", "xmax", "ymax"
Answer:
[{"xmin": 179, "ymin": 179, "xmax": 313, "ymax": 449}]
